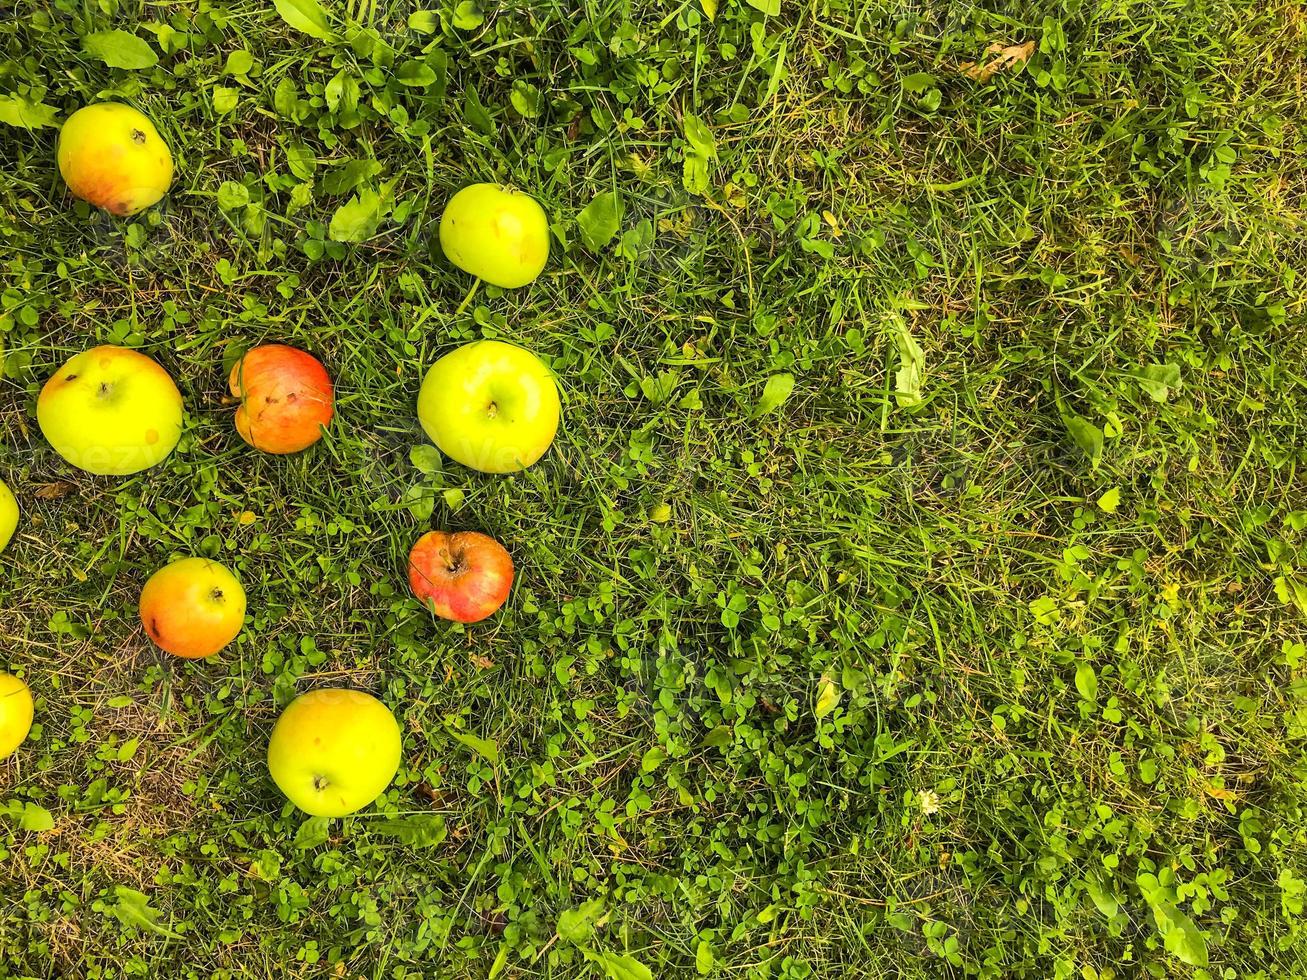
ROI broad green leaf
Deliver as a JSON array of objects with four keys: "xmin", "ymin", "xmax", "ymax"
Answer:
[
  {"xmin": 325, "ymin": 71, "xmax": 360, "ymax": 115},
  {"xmin": 409, "ymin": 444, "xmax": 442, "ymax": 474},
  {"xmin": 272, "ymin": 0, "xmax": 334, "ymax": 41},
  {"xmin": 745, "ymin": 0, "xmax": 781, "ymax": 15},
  {"xmin": 902, "ymin": 72, "xmax": 937, "ymax": 94},
  {"xmin": 83, "ymin": 30, "xmax": 159, "ymax": 70},
  {"xmin": 699, "ymin": 725, "xmax": 732, "ymax": 748},
  {"xmin": 557, "ymin": 898, "xmax": 604, "ymax": 944},
  {"xmin": 280, "ymin": 142, "xmax": 316, "ymax": 181},
  {"xmin": 462, "ymin": 85, "xmax": 496, "ymax": 136},
  {"xmin": 887, "ymin": 315, "xmax": 925, "ymax": 409},
  {"xmin": 19, "ymin": 803, "xmax": 54, "ymax": 832},
  {"xmin": 682, "ymin": 114, "xmax": 716, "ymax": 158},
  {"xmin": 212, "ymin": 87, "xmax": 239, "ymax": 114},
  {"xmin": 403, "ymin": 484, "xmax": 435, "ymax": 522},
  {"xmin": 1064, "ymin": 415, "xmax": 1103, "ymax": 467},
  {"xmin": 888, "ymin": 911, "xmax": 915, "ymax": 931},
  {"xmin": 273, "ymin": 78, "xmax": 299, "ymax": 118},
  {"xmin": 396, "ymin": 60, "xmax": 437, "ymax": 88},
  {"xmin": 683, "ymin": 154, "xmax": 710, "ymax": 196},
  {"xmin": 293, "ymin": 815, "xmax": 332, "ymax": 849},
  {"xmin": 753, "ymin": 373, "xmax": 795, "ymax": 416},
  {"xmin": 580, "ymin": 947, "xmax": 654, "ymax": 980},
  {"xmin": 108, "ymin": 887, "xmax": 182, "ymax": 939},
  {"xmin": 701, "ymin": 0, "xmax": 717, "ymax": 20},
  {"xmin": 320, "ymin": 159, "xmax": 382, "ymax": 196},
  {"xmin": 370, "ymin": 814, "xmax": 447, "ymax": 848},
  {"xmin": 1152, "ymin": 901, "xmax": 1209, "ymax": 967},
  {"xmin": 1096, "ymin": 487, "xmax": 1121, "ymax": 513},
  {"xmin": 815, "ymin": 673, "xmax": 840, "ymax": 719},
  {"xmin": 1130, "ymin": 363, "xmax": 1182, "ymax": 403},
  {"xmin": 225, "ymin": 49, "xmax": 254, "ymax": 76},
  {"xmin": 449, "ymin": 730, "xmax": 499, "ymax": 766},
  {"xmin": 640, "ymin": 746, "xmax": 667, "ymax": 772},
  {"xmin": 577, "ymin": 191, "xmax": 623, "ymax": 251},
  {"xmin": 1082, "ymin": 875, "xmax": 1119, "ymax": 918},
  {"xmin": 217, "ymin": 181, "xmax": 250, "ymax": 210},
  {"xmin": 1074, "ymin": 662, "xmax": 1098, "ymax": 703},
  {"xmin": 510, "ymin": 80, "xmax": 542, "ymax": 118},
  {"xmin": 696, "ymin": 940, "xmax": 714, "ymax": 974},
  {"xmin": 453, "ymin": 1, "xmax": 485, "ymax": 29},
  {"xmin": 1028, "ymin": 595, "xmax": 1059, "ymax": 625},
  {"xmin": 409, "ymin": 10, "xmax": 439, "ymax": 33},
  {"xmin": 329, "ymin": 187, "xmax": 385, "ymax": 242},
  {"xmin": 0, "ymin": 95, "xmax": 59, "ymax": 129}
]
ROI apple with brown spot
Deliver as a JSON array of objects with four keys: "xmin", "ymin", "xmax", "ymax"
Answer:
[
  {"xmin": 408, "ymin": 531, "xmax": 513, "ymax": 623},
  {"xmin": 229, "ymin": 345, "xmax": 334, "ymax": 454},
  {"xmin": 139, "ymin": 557, "xmax": 246, "ymax": 659}
]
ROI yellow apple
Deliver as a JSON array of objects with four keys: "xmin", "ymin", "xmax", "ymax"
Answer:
[
  {"xmin": 38, "ymin": 346, "xmax": 183, "ymax": 476},
  {"xmin": 0, "ymin": 478, "xmax": 17, "ymax": 553},
  {"xmin": 267, "ymin": 689, "xmax": 402, "ymax": 817},
  {"xmin": 417, "ymin": 340, "xmax": 560, "ymax": 473},
  {"xmin": 57, "ymin": 103, "xmax": 173, "ymax": 216},
  {"xmin": 439, "ymin": 183, "xmax": 550, "ymax": 288},
  {"xmin": 0, "ymin": 673, "xmax": 34, "ymax": 760}
]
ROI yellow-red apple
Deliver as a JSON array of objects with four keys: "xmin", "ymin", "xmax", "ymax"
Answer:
[
  {"xmin": 57, "ymin": 103, "xmax": 173, "ymax": 215},
  {"xmin": 229, "ymin": 345, "xmax": 334, "ymax": 454},
  {"xmin": 139, "ymin": 557, "xmax": 246, "ymax": 659},
  {"xmin": 408, "ymin": 530, "xmax": 513, "ymax": 623}
]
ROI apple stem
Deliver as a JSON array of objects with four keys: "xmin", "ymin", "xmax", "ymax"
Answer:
[{"xmin": 454, "ymin": 278, "xmax": 481, "ymax": 317}]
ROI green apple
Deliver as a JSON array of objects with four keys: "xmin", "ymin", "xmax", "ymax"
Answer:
[
  {"xmin": 0, "ymin": 478, "xmax": 17, "ymax": 553},
  {"xmin": 417, "ymin": 340, "xmax": 560, "ymax": 473},
  {"xmin": 38, "ymin": 345, "xmax": 183, "ymax": 476},
  {"xmin": 267, "ymin": 689, "xmax": 402, "ymax": 818},
  {"xmin": 438, "ymin": 183, "xmax": 550, "ymax": 288}
]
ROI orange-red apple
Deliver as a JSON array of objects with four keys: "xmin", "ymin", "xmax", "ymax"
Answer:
[
  {"xmin": 408, "ymin": 531, "xmax": 513, "ymax": 623},
  {"xmin": 139, "ymin": 557, "xmax": 246, "ymax": 659},
  {"xmin": 229, "ymin": 345, "xmax": 334, "ymax": 454}
]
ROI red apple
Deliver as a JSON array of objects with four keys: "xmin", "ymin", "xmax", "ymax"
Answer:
[
  {"xmin": 408, "ymin": 531, "xmax": 513, "ymax": 623},
  {"xmin": 229, "ymin": 345, "xmax": 334, "ymax": 454}
]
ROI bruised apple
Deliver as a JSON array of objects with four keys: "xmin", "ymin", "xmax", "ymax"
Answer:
[
  {"xmin": 408, "ymin": 530, "xmax": 513, "ymax": 623},
  {"xmin": 139, "ymin": 557, "xmax": 246, "ymax": 659},
  {"xmin": 57, "ymin": 103, "xmax": 173, "ymax": 216},
  {"xmin": 229, "ymin": 345, "xmax": 334, "ymax": 454}
]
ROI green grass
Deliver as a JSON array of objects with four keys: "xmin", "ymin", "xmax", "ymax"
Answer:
[{"xmin": 2, "ymin": 0, "xmax": 1306, "ymax": 976}]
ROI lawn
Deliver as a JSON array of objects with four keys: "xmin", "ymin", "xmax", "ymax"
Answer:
[{"xmin": 1, "ymin": 0, "xmax": 1306, "ymax": 977}]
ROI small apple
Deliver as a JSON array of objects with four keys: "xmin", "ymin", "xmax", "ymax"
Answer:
[
  {"xmin": 0, "ymin": 478, "xmax": 17, "ymax": 553},
  {"xmin": 267, "ymin": 689, "xmax": 402, "ymax": 818},
  {"xmin": 0, "ymin": 673, "xmax": 33, "ymax": 761},
  {"xmin": 38, "ymin": 346, "xmax": 183, "ymax": 476},
  {"xmin": 409, "ymin": 530, "xmax": 513, "ymax": 623},
  {"xmin": 417, "ymin": 340, "xmax": 560, "ymax": 473},
  {"xmin": 439, "ymin": 183, "xmax": 550, "ymax": 288},
  {"xmin": 229, "ymin": 344, "xmax": 334, "ymax": 454},
  {"xmin": 139, "ymin": 557, "xmax": 246, "ymax": 659},
  {"xmin": 57, "ymin": 103, "xmax": 174, "ymax": 216}
]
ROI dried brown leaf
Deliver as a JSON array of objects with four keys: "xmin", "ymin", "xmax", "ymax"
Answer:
[
  {"xmin": 34, "ymin": 482, "xmax": 73, "ymax": 499},
  {"xmin": 960, "ymin": 41, "xmax": 1035, "ymax": 83}
]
